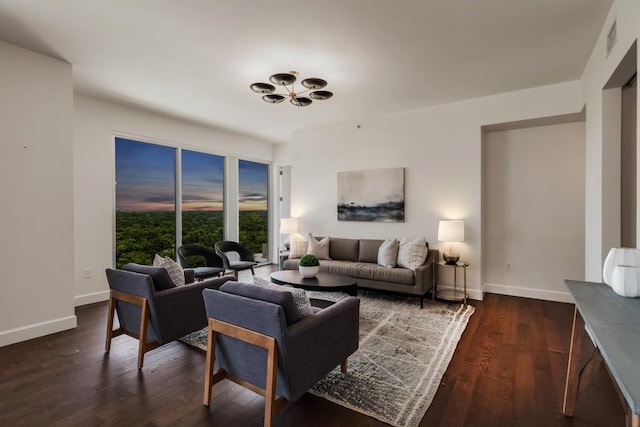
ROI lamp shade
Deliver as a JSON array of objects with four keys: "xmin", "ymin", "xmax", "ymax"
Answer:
[
  {"xmin": 438, "ymin": 220, "xmax": 464, "ymax": 242},
  {"xmin": 280, "ymin": 217, "xmax": 298, "ymax": 234}
]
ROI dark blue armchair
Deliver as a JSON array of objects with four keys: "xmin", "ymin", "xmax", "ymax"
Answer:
[{"xmin": 202, "ymin": 282, "xmax": 360, "ymax": 426}]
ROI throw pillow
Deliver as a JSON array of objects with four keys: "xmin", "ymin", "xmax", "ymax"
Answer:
[
  {"xmin": 153, "ymin": 254, "xmax": 186, "ymax": 287},
  {"xmin": 377, "ymin": 238, "xmax": 399, "ymax": 268},
  {"xmin": 253, "ymin": 276, "xmax": 314, "ymax": 318},
  {"xmin": 307, "ymin": 234, "xmax": 330, "ymax": 260},
  {"xmin": 396, "ymin": 237, "xmax": 429, "ymax": 270},
  {"xmin": 289, "ymin": 233, "xmax": 308, "ymax": 258}
]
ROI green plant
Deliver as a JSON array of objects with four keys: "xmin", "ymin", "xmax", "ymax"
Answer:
[{"xmin": 299, "ymin": 254, "xmax": 320, "ymax": 267}]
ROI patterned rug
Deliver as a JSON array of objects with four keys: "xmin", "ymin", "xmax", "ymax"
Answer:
[{"xmin": 181, "ymin": 290, "xmax": 474, "ymax": 427}]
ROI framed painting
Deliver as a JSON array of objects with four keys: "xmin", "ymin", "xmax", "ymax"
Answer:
[{"xmin": 337, "ymin": 167, "xmax": 404, "ymax": 222}]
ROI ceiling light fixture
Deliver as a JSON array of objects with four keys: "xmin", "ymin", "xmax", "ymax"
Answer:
[{"xmin": 250, "ymin": 71, "xmax": 333, "ymax": 107}]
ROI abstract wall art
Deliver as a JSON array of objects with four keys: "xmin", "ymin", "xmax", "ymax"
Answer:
[{"xmin": 337, "ymin": 167, "xmax": 404, "ymax": 222}]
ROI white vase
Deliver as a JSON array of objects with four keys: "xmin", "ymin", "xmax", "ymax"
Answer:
[
  {"xmin": 611, "ymin": 265, "xmax": 640, "ymax": 297},
  {"xmin": 299, "ymin": 265, "xmax": 319, "ymax": 278},
  {"xmin": 602, "ymin": 247, "xmax": 640, "ymax": 286}
]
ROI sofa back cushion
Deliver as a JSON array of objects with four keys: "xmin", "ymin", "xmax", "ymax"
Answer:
[
  {"xmin": 329, "ymin": 238, "xmax": 359, "ymax": 261},
  {"xmin": 122, "ymin": 263, "xmax": 177, "ymax": 291},
  {"xmin": 220, "ymin": 281, "xmax": 303, "ymax": 325},
  {"xmin": 358, "ymin": 239, "xmax": 385, "ymax": 263}
]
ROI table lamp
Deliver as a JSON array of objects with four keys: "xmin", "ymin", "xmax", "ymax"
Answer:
[
  {"xmin": 279, "ymin": 217, "xmax": 298, "ymax": 250},
  {"xmin": 438, "ymin": 220, "xmax": 464, "ymax": 265}
]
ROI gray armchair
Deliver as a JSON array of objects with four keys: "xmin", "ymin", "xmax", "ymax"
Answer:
[
  {"xmin": 202, "ymin": 282, "xmax": 360, "ymax": 426},
  {"xmin": 105, "ymin": 263, "xmax": 233, "ymax": 369}
]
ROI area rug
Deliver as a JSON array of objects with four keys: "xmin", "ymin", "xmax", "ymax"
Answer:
[{"xmin": 180, "ymin": 290, "xmax": 474, "ymax": 427}]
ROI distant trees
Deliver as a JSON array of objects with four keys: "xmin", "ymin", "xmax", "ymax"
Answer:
[{"xmin": 115, "ymin": 210, "xmax": 267, "ymax": 268}]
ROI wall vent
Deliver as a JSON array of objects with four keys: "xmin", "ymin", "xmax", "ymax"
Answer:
[{"xmin": 606, "ymin": 19, "xmax": 617, "ymax": 57}]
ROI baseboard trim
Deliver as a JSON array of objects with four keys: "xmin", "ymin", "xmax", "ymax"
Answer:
[
  {"xmin": 482, "ymin": 282, "xmax": 573, "ymax": 303},
  {"xmin": 75, "ymin": 290, "xmax": 109, "ymax": 307},
  {"xmin": 0, "ymin": 315, "xmax": 77, "ymax": 347}
]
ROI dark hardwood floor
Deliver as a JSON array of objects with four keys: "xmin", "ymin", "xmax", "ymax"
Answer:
[{"xmin": 0, "ymin": 266, "xmax": 626, "ymax": 426}]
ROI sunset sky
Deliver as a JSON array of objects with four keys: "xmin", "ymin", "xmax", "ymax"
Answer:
[{"xmin": 115, "ymin": 138, "xmax": 267, "ymax": 211}]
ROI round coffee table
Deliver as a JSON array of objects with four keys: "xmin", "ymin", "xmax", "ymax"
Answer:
[{"xmin": 270, "ymin": 270, "xmax": 358, "ymax": 296}]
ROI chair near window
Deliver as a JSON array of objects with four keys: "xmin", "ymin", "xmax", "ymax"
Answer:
[
  {"xmin": 214, "ymin": 241, "xmax": 257, "ymax": 279},
  {"xmin": 177, "ymin": 244, "xmax": 225, "ymax": 281}
]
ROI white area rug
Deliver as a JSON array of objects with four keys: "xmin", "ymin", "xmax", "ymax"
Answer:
[{"xmin": 306, "ymin": 290, "xmax": 474, "ymax": 427}]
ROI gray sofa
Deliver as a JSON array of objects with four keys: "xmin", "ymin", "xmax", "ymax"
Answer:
[{"xmin": 283, "ymin": 237, "xmax": 438, "ymax": 307}]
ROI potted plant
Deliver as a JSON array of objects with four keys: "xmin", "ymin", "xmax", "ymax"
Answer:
[{"xmin": 299, "ymin": 254, "xmax": 320, "ymax": 278}]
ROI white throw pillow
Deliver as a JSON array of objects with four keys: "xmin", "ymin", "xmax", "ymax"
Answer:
[
  {"xmin": 377, "ymin": 238, "xmax": 399, "ymax": 268},
  {"xmin": 153, "ymin": 254, "xmax": 186, "ymax": 286},
  {"xmin": 396, "ymin": 237, "xmax": 428, "ymax": 270},
  {"xmin": 307, "ymin": 234, "xmax": 331, "ymax": 260},
  {"xmin": 253, "ymin": 276, "xmax": 314, "ymax": 317},
  {"xmin": 289, "ymin": 233, "xmax": 308, "ymax": 258}
]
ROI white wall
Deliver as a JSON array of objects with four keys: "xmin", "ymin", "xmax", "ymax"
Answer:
[
  {"xmin": 482, "ymin": 122, "xmax": 586, "ymax": 302},
  {"xmin": 291, "ymin": 81, "xmax": 583, "ymax": 301},
  {"xmin": 0, "ymin": 41, "xmax": 76, "ymax": 346},
  {"xmin": 73, "ymin": 94, "xmax": 274, "ymax": 305},
  {"xmin": 582, "ymin": 0, "xmax": 639, "ymax": 281}
]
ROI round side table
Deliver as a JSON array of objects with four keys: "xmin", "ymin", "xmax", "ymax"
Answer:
[{"xmin": 434, "ymin": 261, "xmax": 469, "ymax": 305}]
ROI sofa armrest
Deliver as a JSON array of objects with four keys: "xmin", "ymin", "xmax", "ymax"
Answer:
[
  {"xmin": 413, "ymin": 249, "xmax": 439, "ymax": 295},
  {"xmin": 150, "ymin": 275, "xmax": 234, "ymax": 343},
  {"xmin": 183, "ymin": 268, "xmax": 196, "ymax": 284},
  {"xmin": 283, "ymin": 297, "xmax": 360, "ymax": 400}
]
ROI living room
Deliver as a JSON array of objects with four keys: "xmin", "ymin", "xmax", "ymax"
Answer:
[{"xmin": 1, "ymin": 0, "xmax": 639, "ymax": 425}]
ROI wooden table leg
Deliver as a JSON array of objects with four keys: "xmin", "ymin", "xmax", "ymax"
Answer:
[{"xmin": 563, "ymin": 306, "xmax": 586, "ymax": 416}]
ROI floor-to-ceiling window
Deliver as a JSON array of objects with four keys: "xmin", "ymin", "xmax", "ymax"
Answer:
[
  {"xmin": 115, "ymin": 138, "xmax": 228, "ymax": 268},
  {"xmin": 238, "ymin": 159, "xmax": 269, "ymax": 263},
  {"xmin": 181, "ymin": 150, "xmax": 225, "ymax": 251},
  {"xmin": 115, "ymin": 137, "xmax": 176, "ymax": 268}
]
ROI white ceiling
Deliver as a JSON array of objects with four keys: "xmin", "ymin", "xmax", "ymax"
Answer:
[{"xmin": 0, "ymin": 0, "xmax": 613, "ymax": 143}]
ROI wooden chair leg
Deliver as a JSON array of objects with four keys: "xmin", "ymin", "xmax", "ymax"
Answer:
[
  {"xmin": 204, "ymin": 318, "xmax": 217, "ymax": 406},
  {"xmin": 137, "ymin": 299, "xmax": 151, "ymax": 370},
  {"xmin": 105, "ymin": 294, "xmax": 117, "ymax": 352},
  {"xmin": 250, "ymin": 266, "xmax": 255, "ymax": 275},
  {"xmin": 341, "ymin": 359, "xmax": 348, "ymax": 373},
  {"xmin": 233, "ymin": 270, "xmax": 239, "ymax": 280},
  {"xmin": 264, "ymin": 336, "xmax": 278, "ymax": 427}
]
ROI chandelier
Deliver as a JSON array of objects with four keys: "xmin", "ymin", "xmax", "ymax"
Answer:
[{"xmin": 250, "ymin": 71, "xmax": 333, "ymax": 107}]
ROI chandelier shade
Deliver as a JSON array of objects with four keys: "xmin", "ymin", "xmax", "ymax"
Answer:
[
  {"xmin": 251, "ymin": 71, "xmax": 333, "ymax": 107},
  {"xmin": 250, "ymin": 83, "xmax": 275, "ymax": 94}
]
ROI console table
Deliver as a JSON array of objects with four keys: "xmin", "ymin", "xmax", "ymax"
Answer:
[{"xmin": 563, "ymin": 280, "xmax": 640, "ymax": 427}]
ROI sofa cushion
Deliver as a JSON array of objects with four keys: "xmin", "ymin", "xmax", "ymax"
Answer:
[
  {"xmin": 358, "ymin": 239, "xmax": 385, "ymax": 263},
  {"xmin": 330, "ymin": 238, "xmax": 359, "ymax": 261},
  {"xmin": 122, "ymin": 263, "xmax": 177, "ymax": 291},
  {"xmin": 289, "ymin": 233, "xmax": 308, "ymax": 258},
  {"xmin": 377, "ymin": 238, "xmax": 399, "ymax": 268},
  {"xmin": 397, "ymin": 237, "xmax": 429, "ymax": 270},
  {"xmin": 220, "ymin": 281, "xmax": 304, "ymax": 325},
  {"xmin": 319, "ymin": 260, "xmax": 415, "ymax": 285},
  {"xmin": 308, "ymin": 234, "xmax": 331, "ymax": 259}
]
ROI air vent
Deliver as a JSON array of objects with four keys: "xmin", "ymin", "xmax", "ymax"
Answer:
[{"xmin": 607, "ymin": 20, "xmax": 617, "ymax": 57}]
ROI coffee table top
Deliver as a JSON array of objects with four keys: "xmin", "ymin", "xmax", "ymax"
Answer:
[{"xmin": 270, "ymin": 270, "xmax": 357, "ymax": 291}]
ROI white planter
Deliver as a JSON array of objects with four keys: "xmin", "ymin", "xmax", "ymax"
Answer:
[
  {"xmin": 299, "ymin": 265, "xmax": 319, "ymax": 278},
  {"xmin": 611, "ymin": 265, "xmax": 640, "ymax": 297}
]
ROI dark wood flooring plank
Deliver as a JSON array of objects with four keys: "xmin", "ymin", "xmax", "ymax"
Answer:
[{"xmin": 0, "ymin": 266, "xmax": 629, "ymax": 426}]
